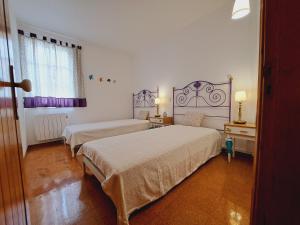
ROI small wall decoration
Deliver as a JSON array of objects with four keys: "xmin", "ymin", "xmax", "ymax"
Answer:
[{"xmin": 87, "ymin": 74, "xmax": 117, "ymax": 85}]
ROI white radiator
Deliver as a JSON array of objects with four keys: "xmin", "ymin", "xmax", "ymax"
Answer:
[{"xmin": 34, "ymin": 113, "xmax": 69, "ymax": 142}]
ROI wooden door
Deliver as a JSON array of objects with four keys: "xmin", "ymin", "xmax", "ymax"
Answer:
[
  {"xmin": 0, "ymin": 0, "xmax": 27, "ymax": 224},
  {"xmin": 252, "ymin": 0, "xmax": 300, "ymax": 224}
]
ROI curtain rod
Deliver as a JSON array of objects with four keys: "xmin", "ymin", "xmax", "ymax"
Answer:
[{"xmin": 18, "ymin": 29, "xmax": 82, "ymax": 50}]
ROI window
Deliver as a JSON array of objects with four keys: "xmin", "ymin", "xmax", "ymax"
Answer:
[{"xmin": 18, "ymin": 32, "xmax": 86, "ymax": 108}]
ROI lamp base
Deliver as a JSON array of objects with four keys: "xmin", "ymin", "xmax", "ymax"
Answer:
[
  {"xmin": 233, "ymin": 120, "xmax": 247, "ymax": 124},
  {"xmin": 155, "ymin": 114, "xmax": 161, "ymax": 118}
]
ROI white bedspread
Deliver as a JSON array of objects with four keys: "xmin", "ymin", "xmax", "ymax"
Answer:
[
  {"xmin": 78, "ymin": 125, "xmax": 221, "ymax": 225},
  {"xmin": 62, "ymin": 119, "xmax": 149, "ymax": 153}
]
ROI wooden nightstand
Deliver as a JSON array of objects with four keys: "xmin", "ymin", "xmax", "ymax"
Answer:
[
  {"xmin": 149, "ymin": 116, "xmax": 173, "ymax": 128},
  {"xmin": 224, "ymin": 122, "xmax": 256, "ymax": 162}
]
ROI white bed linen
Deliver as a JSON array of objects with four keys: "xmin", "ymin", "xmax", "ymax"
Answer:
[
  {"xmin": 78, "ymin": 125, "xmax": 221, "ymax": 225},
  {"xmin": 62, "ymin": 119, "xmax": 149, "ymax": 154}
]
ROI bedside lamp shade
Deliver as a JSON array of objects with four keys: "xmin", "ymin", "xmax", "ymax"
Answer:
[
  {"xmin": 155, "ymin": 97, "xmax": 160, "ymax": 105},
  {"xmin": 235, "ymin": 91, "xmax": 247, "ymax": 102}
]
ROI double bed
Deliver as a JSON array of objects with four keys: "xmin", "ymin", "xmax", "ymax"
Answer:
[
  {"xmin": 62, "ymin": 88, "xmax": 159, "ymax": 157},
  {"xmin": 77, "ymin": 79, "xmax": 232, "ymax": 225}
]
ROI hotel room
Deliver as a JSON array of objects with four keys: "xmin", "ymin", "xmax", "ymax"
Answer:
[{"xmin": 1, "ymin": 0, "xmax": 272, "ymax": 225}]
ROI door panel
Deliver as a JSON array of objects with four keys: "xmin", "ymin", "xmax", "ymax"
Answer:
[
  {"xmin": 0, "ymin": 0, "xmax": 27, "ymax": 224},
  {"xmin": 0, "ymin": 2, "xmax": 16, "ymax": 223},
  {"xmin": 252, "ymin": 0, "xmax": 300, "ymax": 224}
]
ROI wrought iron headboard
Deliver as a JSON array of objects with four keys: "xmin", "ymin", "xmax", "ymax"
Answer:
[
  {"xmin": 172, "ymin": 77, "xmax": 233, "ymax": 131},
  {"xmin": 133, "ymin": 87, "xmax": 159, "ymax": 118}
]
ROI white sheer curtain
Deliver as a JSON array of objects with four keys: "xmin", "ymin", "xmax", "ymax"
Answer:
[{"xmin": 18, "ymin": 35, "xmax": 84, "ymax": 98}]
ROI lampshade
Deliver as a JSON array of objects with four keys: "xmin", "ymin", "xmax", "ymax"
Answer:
[
  {"xmin": 155, "ymin": 98, "xmax": 160, "ymax": 105},
  {"xmin": 235, "ymin": 91, "xmax": 247, "ymax": 102},
  {"xmin": 232, "ymin": 0, "xmax": 250, "ymax": 19}
]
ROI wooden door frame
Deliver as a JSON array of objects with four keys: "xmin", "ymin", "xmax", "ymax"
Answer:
[
  {"xmin": 251, "ymin": 0, "xmax": 266, "ymax": 224},
  {"xmin": 0, "ymin": 0, "xmax": 28, "ymax": 224}
]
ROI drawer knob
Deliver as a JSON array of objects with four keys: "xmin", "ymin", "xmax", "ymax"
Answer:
[{"xmin": 240, "ymin": 130, "xmax": 248, "ymax": 134}]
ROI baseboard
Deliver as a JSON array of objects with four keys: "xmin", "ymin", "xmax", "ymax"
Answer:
[
  {"xmin": 27, "ymin": 140, "xmax": 64, "ymax": 151},
  {"xmin": 221, "ymin": 148, "xmax": 254, "ymax": 159}
]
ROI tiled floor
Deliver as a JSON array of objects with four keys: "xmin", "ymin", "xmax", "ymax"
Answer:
[{"xmin": 23, "ymin": 143, "xmax": 253, "ymax": 225}]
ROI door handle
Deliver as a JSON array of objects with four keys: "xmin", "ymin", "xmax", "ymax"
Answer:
[{"xmin": 0, "ymin": 79, "xmax": 32, "ymax": 92}]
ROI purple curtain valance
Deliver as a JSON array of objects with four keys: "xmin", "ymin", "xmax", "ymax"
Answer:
[{"xmin": 24, "ymin": 96, "xmax": 87, "ymax": 108}]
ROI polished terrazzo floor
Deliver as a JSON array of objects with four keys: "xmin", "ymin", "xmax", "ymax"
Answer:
[{"xmin": 23, "ymin": 142, "xmax": 253, "ymax": 225}]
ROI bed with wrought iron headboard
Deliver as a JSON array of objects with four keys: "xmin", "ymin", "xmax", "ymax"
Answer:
[
  {"xmin": 63, "ymin": 88, "xmax": 158, "ymax": 157},
  {"xmin": 173, "ymin": 77, "xmax": 232, "ymax": 131},
  {"xmin": 80, "ymin": 83, "xmax": 228, "ymax": 225},
  {"xmin": 132, "ymin": 87, "xmax": 159, "ymax": 118}
]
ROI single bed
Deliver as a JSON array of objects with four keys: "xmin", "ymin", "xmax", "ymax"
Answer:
[
  {"xmin": 62, "ymin": 88, "xmax": 159, "ymax": 157},
  {"xmin": 63, "ymin": 119, "xmax": 150, "ymax": 156},
  {"xmin": 78, "ymin": 78, "xmax": 232, "ymax": 225},
  {"xmin": 79, "ymin": 125, "xmax": 222, "ymax": 225}
]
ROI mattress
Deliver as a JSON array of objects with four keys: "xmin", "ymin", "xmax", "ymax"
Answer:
[
  {"xmin": 62, "ymin": 119, "xmax": 149, "ymax": 156},
  {"xmin": 78, "ymin": 125, "xmax": 222, "ymax": 225}
]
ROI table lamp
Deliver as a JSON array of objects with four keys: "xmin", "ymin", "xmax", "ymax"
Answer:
[
  {"xmin": 234, "ymin": 91, "xmax": 247, "ymax": 124},
  {"xmin": 155, "ymin": 97, "xmax": 160, "ymax": 117}
]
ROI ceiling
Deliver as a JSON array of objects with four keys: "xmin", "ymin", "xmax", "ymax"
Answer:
[{"xmin": 10, "ymin": 0, "xmax": 231, "ymax": 54}]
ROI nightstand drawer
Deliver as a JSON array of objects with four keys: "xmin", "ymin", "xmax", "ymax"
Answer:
[
  {"xmin": 225, "ymin": 126, "xmax": 256, "ymax": 137},
  {"xmin": 149, "ymin": 117, "xmax": 163, "ymax": 123}
]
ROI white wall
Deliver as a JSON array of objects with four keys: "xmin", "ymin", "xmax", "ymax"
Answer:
[
  {"xmin": 133, "ymin": 2, "xmax": 260, "ymax": 153},
  {"xmin": 18, "ymin": 23, "xmax": 134, "ymax": 147},
  {"xmin": 15, "ymin": 1, "xmax": 260, "ymax": 154}
]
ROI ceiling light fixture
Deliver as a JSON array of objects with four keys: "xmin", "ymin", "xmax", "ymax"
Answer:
[{"xmin": 232, "ymin": 0, "xmax": 250, "ymax": 19}]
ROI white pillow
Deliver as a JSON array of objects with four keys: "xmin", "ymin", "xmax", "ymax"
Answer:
[
  {"xmin": 136, "ymin": 110, "xmax": 149, "ymax": 120},
  {"xmin": 182, "ymin": 111, "xmax": 204, "ymax": 127}
]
